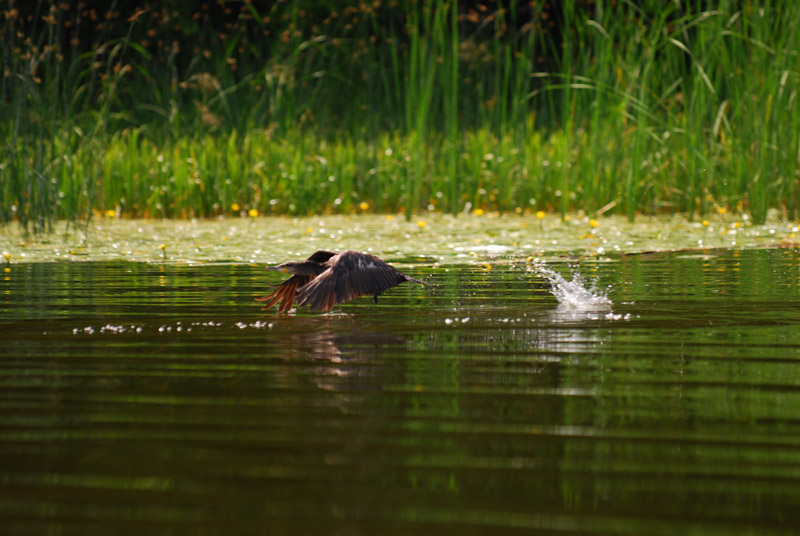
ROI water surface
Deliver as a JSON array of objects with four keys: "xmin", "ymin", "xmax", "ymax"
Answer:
[{"xmin": 2, "ymin": 248, "xmax": 800, "ymax": 534}]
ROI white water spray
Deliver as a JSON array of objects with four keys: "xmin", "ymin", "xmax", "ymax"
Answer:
[{"xmin": 534, "ymin": 264, "xmax": 612, "ymax": 310}]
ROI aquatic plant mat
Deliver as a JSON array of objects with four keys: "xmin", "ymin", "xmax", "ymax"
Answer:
[{"xmin": 2, "ymin": 214, "xmax": 798, "ymax": 265}]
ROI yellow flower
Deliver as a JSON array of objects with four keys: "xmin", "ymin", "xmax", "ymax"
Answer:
[
  {"xmin": 536, "ymin": 210, "xmax": 545, "ymax": 219},
  {"xmin": 159, "ymin": 244, "xmax": 167, "ymax": 250},
  {"xmin": 386, "ymin": 215, "xmax": 394, "ymax": 221},
  {"xmin": 248, "ymin": 208, "xmax": 259, "ymax": 218},
  {"xmin": 231, "ymin": 203, "xmax": 241, "ymax": 211},
  {"xmin": 474, "ymin": 208, "xmax": 484, "ymax": 216},
  {"xmin": 105, "ymin": 209, "xmax": 116, "ymax": 218},
  {"xmin": 702, "ymin": 220, "xmax": 710, "ymax": 227},
  {"xmin": 359, "ymin": 201, "xmax": 369, "ymax": 211},
  {"xmin": 306, "ymin": 227, "xmax": 313, "ymax": 233},
  {"xmin": 717, "ymin": 207, "xmax": 727, "ymax": 215},
  {"xmin": 417, "ymin": 220, "xmax": 426, "ymax": 229},
  {"xmin": 589, "ymin": 218, "xmax": 599, "ymax": 228}
]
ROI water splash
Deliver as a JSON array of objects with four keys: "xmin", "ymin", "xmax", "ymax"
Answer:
[
  {"xmin": 70, "ymin": 320, "xmax": 276, "ymax": 336},
  {"xmin": 534, "ymin": 264, "xmax": 612, "ymax": 310}
]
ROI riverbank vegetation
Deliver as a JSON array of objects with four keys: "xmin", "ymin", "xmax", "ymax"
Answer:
[{"xmin": 2, "ymin": 1, "xmax": 799, "ymax": 232}]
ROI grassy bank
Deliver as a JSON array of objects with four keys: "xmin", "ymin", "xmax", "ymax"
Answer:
[{"xmin": 2, "ymin": 1, "xmax": 799, "ymax": 231}]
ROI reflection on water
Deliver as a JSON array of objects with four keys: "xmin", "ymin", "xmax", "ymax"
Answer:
[{"xmin": 2, "ymin": 249, "xmax": 800, "ymax": 534}]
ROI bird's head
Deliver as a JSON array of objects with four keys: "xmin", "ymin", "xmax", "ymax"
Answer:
[
  {"xmin": 266, "ymin": 261, "xmax": 326, "ymax": 276},
  {"xmin": 266, "ymin": 262, "xmax": 296, "ymax": 274}
]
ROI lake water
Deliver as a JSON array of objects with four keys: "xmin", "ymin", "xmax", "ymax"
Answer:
[{"xmin": 2, "ymin": 248, "xmax": 800, "ymax": 534}]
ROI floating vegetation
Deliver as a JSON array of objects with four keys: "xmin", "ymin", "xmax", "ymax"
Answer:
[{"xmin": 1, "ymin": 213, "xmax": 798, "ymax": 265}]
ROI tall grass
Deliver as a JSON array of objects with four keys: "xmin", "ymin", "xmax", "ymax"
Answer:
[{"xmin": 2, "ymin": 1, "xmax": 799, "ymax": 230}]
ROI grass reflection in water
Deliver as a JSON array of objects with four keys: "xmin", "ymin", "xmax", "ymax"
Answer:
[{"xmin": 1, "ymin": 249, "xmax": 800, "ymax": 534}]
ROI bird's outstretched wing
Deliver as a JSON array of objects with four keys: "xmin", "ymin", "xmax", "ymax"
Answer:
[
  {"xmin": 256, "ymin": 250, "xmax": 337, "ymax": 313},
  {"xmin": 306, "ymin": 250, "xmax": 338, "ymax": 263},
  {"xmin": 255, "ymin": 274, "xmax": 313, "ymax": 313},
  {"xmin": 295, "ymin": 251, "xmax": 409, "ymax": 312},
  {"xmin": 294, "ymin": 268, "xmax": 338, "ymax": 312}
]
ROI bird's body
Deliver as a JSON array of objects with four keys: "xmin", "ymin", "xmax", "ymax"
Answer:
[{"xmin": 256, "ymin": 250, "xmax": 427, "ymax": 313}]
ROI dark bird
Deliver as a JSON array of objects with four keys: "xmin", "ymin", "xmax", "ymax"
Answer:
[{"xmin": 256, "ymin": 250, "xmax": 428, "ymax": 313}]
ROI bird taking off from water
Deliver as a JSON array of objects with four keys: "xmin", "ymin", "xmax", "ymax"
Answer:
[{"xmin": 256, "ymin": 250, "xmax": 428, "ymax": 313}]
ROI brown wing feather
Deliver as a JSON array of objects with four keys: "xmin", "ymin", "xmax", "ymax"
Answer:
[
  {"xmin": 294, "ymin": 251, "xmax": 413, "ymax": 312},
  {"xmin": 295, "ymin": 251, "xmax": 425, "ymax": 312},
  {"xmin": 255, "ymin": 274, "xmax": 312, "ymax": 312},
  {"xmin": 307, "ymin": 250, "xmax": 337, "ymax": 263},
  {"xmin": 337, "ymin": 251, "xmax": 407, "ymax": 299},
  {"xmin": 257, "ymin": 252, "xmax": 336, "ymax": 313},
  {"xmin": 295, "ymin": 268, "xmax": 338, "ymax": 312}
]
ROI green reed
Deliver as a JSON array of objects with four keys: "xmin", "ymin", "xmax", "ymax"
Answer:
[{"xmin": 2, "ymin": 1, "xmax": 799, "ymax": 229}]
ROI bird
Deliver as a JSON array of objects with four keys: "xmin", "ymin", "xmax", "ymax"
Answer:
[{"xmin": 256, "ymin": 250, "xmax": 428, "ymax": 313}]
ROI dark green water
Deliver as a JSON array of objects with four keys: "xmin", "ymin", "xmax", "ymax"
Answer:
[{"xmin": 2, "ymin": 249, "xmax": 800, "ymax": 535}]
